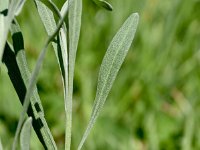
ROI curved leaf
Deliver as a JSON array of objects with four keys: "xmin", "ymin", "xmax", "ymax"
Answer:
[
  {"xmin": 78, "ymin": 13, "xmax": 139, "ymax": 149},
  {"xmin": 20, "ymin": 117, "xmax": 32, "ymax": 150},
  {"xmin": 8, "ymin": 19, "xmax": 56, "ymax": 150},
  {"xmin": 39, "ymin": 0, "xmax": 61, "ymax": 19},
  {"xmin": 93, "ymin": 0, "xmax": 113, "ymax": 11}
]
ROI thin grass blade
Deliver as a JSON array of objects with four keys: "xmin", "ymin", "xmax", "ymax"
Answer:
[
  {"xmin": 78, "ymin": 13, "xmax": 139, "ymax": 149},
  {"xmin": 93, "ymin": 0, "xmax": 113, "ymax": 11},
  {"xmin": 20, "ymin": 117, "xmax": 32, "ymax": 150}
]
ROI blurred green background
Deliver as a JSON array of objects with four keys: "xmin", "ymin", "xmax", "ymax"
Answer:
[{"xmin": 1, "ymin": 0, "xmax": 200, "ymax": 149}]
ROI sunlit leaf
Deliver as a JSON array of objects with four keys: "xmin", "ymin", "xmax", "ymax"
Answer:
[{"xmin": 78, "ymin": 13, "xmax": 139, "ymax": 149}]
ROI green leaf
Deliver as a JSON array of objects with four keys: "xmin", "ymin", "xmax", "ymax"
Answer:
[
  {"xmin": 8, "ymin": 19, "xmax": 56, "ymax": 150},
  {"xmin": 78, "ymin": 13, "xmax": 139, "ymax": 149},
  {"xmin": 0, "ymin": 137, "xmax": 3, "ymax": 150},
  {"xmin": 34, "ymin": 1, "xmax": 69, "ymax": 149},
  {"xmin": 0, "ymin": 14, "xmax": 5, "ymax": 62},
  {"xmin": 61, "ymin": 0, "xmax": 69, "ymax": 16},
  {"xmin": 0, "ymin": 0, "xmax": 26, "ymax": 63},
  {"xmin": 16, "ymin": 1, "xmax": 70, "ymax": 149},
  {"xmin": 20, "ymin": 117, "xmax": 32, "ymax": 150},
  {"xmin": 93, "ymin": 0, "xmax": 113, "ymax": 11},
  {"xmin": 14, "ymin": 0, "xmax": 26, "ymax": 16},
  {"xmin": 62, "ymin": 0, "xmax": 82, "ymax": 149},
  {"xmin": 39, "ymin": 0, "xmax": 61, "ymax": 19},
  {"xmin": 0, "ymin": 0, "xmax": 8, "ymax": 64}
]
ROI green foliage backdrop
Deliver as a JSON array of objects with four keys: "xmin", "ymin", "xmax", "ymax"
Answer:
[{"xmin": 0, "ymin": 0, "xmax": 200, "ymax": 149}]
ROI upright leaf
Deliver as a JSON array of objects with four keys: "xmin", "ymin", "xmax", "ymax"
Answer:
[
  {"xmin": 34, "ymin": 1, "xmax": 70, "ymax": 149},
  {"xmin": 62, "ymin": 0, "xmax": 82, "ymax": 149},
  {"xmin": 78, "ymin": 13, "xmax": 139, "ymax": 149},
  {"xmin": 20, "ymin": 117, "xmax": 32, "ymax": 150}
]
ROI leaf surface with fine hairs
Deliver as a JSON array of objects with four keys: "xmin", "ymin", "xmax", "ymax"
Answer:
[
  {"xmin": 20, "ymin": 117, "xmax": 32, "ymax": 150},
  {"xmin": 78, "ymin": 13, "xmax": 139, "ymax": 149},
  {"xmin": 64, "ymin": 0, "xmax": 82, "ymax": 149},
  {"xmin": 8, "ymin": 19, "xmax": 56, "ymax": 150}
]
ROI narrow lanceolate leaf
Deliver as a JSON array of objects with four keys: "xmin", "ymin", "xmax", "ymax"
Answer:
[
  {"xmin": 9, "ymin": 20, "xmax": 56, "ymax": 150},
  {"xmin": 93, "ymin": 0, "xmax": 113, "ymax": 11},
  {"xmin": 78, "ymin": 13, "xmax": 139, "ymax": 149},
  {"xmin": 20, "ymin": 117, "xmax": 32, "ymax": 150},
  {"xmin": 15, "ymin": 1, "xmax": 69, "ymax": 149},
  {"xmin": 62, "ymin": 0, "xmax": 82, "ymax": 149},
  {"xmin": 34, "ymin": 1, "xmax": 70, "ymax": 149},
  {"xmin": 34, "ymin": 0, "xmax": 67, "ymax": 84}
]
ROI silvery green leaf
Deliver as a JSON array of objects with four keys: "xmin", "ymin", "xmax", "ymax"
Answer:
[
  {"xmin": 39, "ymin": 0, "xmax": 61, "ymax": 18},
  {"xmin": 14, "ymin": 0, "xmax": 26, "ymax": 16},
  {"xmin": 9, "ymin": 19, "xmax": 56, "ymax": 150},
  {"xmin": 64, "ymin": 0, "xmax": 82, "ymax": 149},
  {"xmin": 0, "ymin": 0, "xmax": 26, "ymax": 62},
  {"xmin": 0, "ymin": 0, "xmax": 8, "ymax": 64},
  {"xmin": 0, "ymin": 137, "xmax": 3, "ymax": 150},
  {"xmin": 20, "ymin": 117, "xmax": 32, "ymax": 150},
  {"xmin": 93, "ymin": 0, "xmax": 113, "ymax": 11},
  {"xmin": 0, "ymin": 14, "xmax": 5, "ymax": 62},
  {"xmin": 78, "ymin": 13, "xmax": 139, "ymax": 149},
  {"xmin": 61, "ymin": 0, "xmax": 69, "ymax": 17},
  {"xmin": 34, "ymin": 0, "xmax": 57, "ymax": 36}
]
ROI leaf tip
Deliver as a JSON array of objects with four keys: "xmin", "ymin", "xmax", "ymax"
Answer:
[{"xmin": 94, "ymin": 0, "xmax": 113, "ymax": 11}]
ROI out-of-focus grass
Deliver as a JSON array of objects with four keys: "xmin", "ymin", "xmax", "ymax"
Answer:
[{"xmin": 0, "ymin": 0, "xmax": 200, "ymax": 149}]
